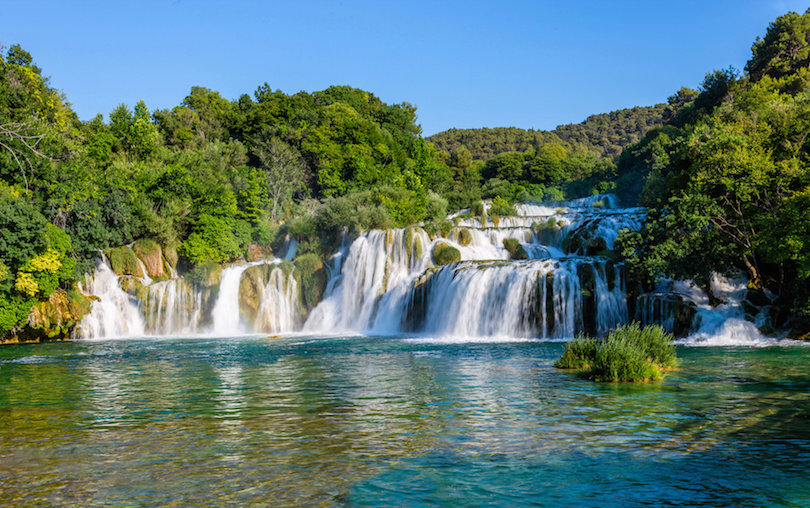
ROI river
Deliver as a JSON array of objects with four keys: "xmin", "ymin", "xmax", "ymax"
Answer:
[{"xmin": 2, "ymin": 335, "xmax": 809, "ymax": 507}]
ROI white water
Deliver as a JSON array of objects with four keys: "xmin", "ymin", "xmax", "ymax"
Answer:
[
  {"xmin": 79, "ymin": 257, "xmax": 300, "ymax": 339},
  {"xmin": 76, "ymin": 193, "xmax": 782, "ymax": 345},
  {"xmin": 674, "ymin": 275, "xmax": 777, "ymax": 346},
  {"xmin": 210, "ymin": 264, "xmax": 255, "ymax": 335},
  {"xmin": 302, "ymin": 194, "xmax": 636, "ymax": 339},
  {"xmin": 75, "ymin": 256, "xmax": 145, "ymax": 339}
]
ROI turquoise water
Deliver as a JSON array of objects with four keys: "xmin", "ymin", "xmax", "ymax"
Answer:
[{"xmin": 1, "ymin": 336, "xmax": 810, "ymax": 507}]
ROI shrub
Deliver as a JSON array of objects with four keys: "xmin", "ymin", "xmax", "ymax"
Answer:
[
  {"xmin": 459, "ymin": 229, "xmax": 473, "ymax": 246},
  {"xmin": 555, "ymin": 323, "xmax": 676, "ymax": 382},
  {"xmin": 471, "ymin": 201, "xmax": 486, "ymax": 218},
  {"xmin": 426, "ymin": 191, "xmax": 448, "ymax": 222},
  {"xmin": 488, "ymin": 196, "xmax": 516, "ymax": 217},
  {"xmin": 186, "ymin": 260, "xmax": 222, "ymax": 287},
  {"xmin": 432, "ymin": 242, "xmax": 461, "ymax": 265}
]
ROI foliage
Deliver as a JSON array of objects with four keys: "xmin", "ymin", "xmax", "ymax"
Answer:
[
  {"xmin": 179, "ymin": 214, "xmax": 244, "ymax": 264},
  {"xmin": 488, "ymin": 196, "xmax": 516, "ymax": 216},
  {"xmin": 107, "ymin": 246, "xmax": 142, "ymax": 277},
  {"xmin": 555, "ymin": 323, "xmax": 677, "ymax": 382}
]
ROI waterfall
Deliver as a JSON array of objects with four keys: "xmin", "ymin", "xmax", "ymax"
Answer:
[
  {"xmin": 210, "ymin": 264, "xmax": 255, "ymax": 335},
  {"xmin": 254, "ymin": 265, "xmax": 301, "ymax": 333},
  {"xmin": 79, "ymin": 255, "xmax": 301, "ymax": 338},
  {"xmin": 75, "ymin": 192, "xmax": 773, "ymax": 342},
  {"xmin": 75, "ymin": 256, "xmax": 145, "ymax": 339},
  {"xmin": 142, "ymin": 279, "xmax": 203, "ymax": 335},
  {"xmin": 303, "ymin": 194, "xmax": 638, "ymax": 338}
]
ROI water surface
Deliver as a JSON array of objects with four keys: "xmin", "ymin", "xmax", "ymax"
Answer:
[{"xmin": 1, "ymin": 336, "xmax": 809, "ymax": 507}]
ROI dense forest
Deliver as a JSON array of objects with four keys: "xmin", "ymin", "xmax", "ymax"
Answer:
[
  {"xmin": 427, "ymin": 104, "xmax": 668, "ymax": 161},
  {"xmin": 2, "ymin": 8, "xmax": 810, "ymax": 340}
]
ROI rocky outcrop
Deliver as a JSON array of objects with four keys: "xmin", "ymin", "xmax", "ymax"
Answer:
[
  {"xmin": 107, "ymin": 246, "xmax": 143, "ymax": 278},
  {"xmin": 132, "ymin": 239, "xmax": 166, "ymax": 279},
  {"xmin": 1, "ymin": 290, "xmax": 94, "ymax": 344}
]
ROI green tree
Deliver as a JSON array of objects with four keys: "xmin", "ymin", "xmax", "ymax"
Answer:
[{"xmin": 253, "ymin": 136, "xmax": 307, "ymax": 222}]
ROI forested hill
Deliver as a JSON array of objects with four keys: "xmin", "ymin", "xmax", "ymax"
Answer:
[{"xmin": 427, "ymin": 104, "xmax": 668, "ymax": 161}]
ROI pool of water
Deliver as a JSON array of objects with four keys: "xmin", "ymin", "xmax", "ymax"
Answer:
[{"xmin": 1, "ymin": 336, "xmax": 809, "ymax": 507}]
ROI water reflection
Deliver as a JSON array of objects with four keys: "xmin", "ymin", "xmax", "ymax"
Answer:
[{"xmin": 1, "ymin": 338, "xmax": 810, "ymax": 506}]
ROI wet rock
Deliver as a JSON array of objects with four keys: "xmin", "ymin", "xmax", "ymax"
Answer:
[{"xmin": 247, "ymin": 244, "xmax": 273, "ymax": 262}]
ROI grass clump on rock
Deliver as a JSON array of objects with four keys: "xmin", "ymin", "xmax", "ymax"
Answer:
[
  {"xmin": 502, "ymin": 238, "xmax": 528, "ymax": 260},
  {"xmin": 432, "ymin": 242, "xmax": 461, "ymax": 266},
  {"xmin": 555, "ymin": 323, "xmax": 677, "ymax": 382}
]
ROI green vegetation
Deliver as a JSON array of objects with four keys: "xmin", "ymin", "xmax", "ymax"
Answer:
[
  {"xmin": 555, "ymin": 323, "xmax": 677, "ymax": 382},
  {"xmin": 617, "ymin": 8, "xmax": 810, "ymax": 331},
  {"xmin": 2, "ymin": 8, "xmax": 810, "ymax": 339},
  {"xmin": 502, "ymin": 238, "xmax": 528, "ymax": 260},
  {"xmin": 432, "ymin": 242, "xmax": 461, "ymax": 265}
]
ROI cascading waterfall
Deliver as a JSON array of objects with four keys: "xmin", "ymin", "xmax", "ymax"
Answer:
[
  {"xmin": 75, "ymin": 192, "xmax": 776, "ymax": 343},
  {"xmin": 142, "ymin": 279, "xmax": 203, "ymax": 335},
  {"xmin": 75, "ymin": 256, "xmax": 145, "ymax": 339},
  {"xmin": 79, "ymin": 257, "xmax": 301, "ymax": 339},
  {"xmin": 303, "ymin": 194, "xmax": 635, "ymax": 338},
  {"xmin": 254, "ymin": 265, "xmax": 301, "ymax": 333}
]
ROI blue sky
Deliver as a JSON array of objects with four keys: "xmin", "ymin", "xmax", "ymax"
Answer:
[{"xmin": 2, "ymin": 0, "xmax": 808, "ymax": 136}]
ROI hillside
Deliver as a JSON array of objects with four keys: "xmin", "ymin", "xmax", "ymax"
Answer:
[{"xmin": 426, "ymin": 104, "xmax": 668, "ymax": 161}]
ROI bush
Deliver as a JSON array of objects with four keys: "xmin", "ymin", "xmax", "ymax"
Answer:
[
  {"xmin": 488, "ymin": 196, "xmax": 516, "ymax": 217},
  {"xmin": 186, "ymin": 260, "xmax": 222, "ymax": 287},
  {"xmin": 555, "ymin": 323, "xmax": 676, "ymax": 382},
  {"xmin": 426, "ymin": 191, "xmax": 448, "ymax": 222},
  {"xmin": 432, "ymin": 242, "xmax": 461, "ymax": 265},
  {"xmin": 459, "ymin": 229, "xmax": 473, "ymax": 246}
]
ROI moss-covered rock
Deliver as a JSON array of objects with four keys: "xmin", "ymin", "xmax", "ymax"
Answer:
[
  {"xmin": 459, "ymin": 229, "xmax": 473, "ymax": 247},
  {"xmin": 107, "ymin": 246, "xmax": 143, "ymax": 278},
  {"xmin": 187, "ymin": 261, "xmax": 222, "ymax": 287},
  {"xmin": 404, "ymin": 228, "xmax": 415, "ymax": 255},
  {"xmin": 247, "ymin": 244, "xmax": 273, "ymax": 262},
  {"xmin": 294, "ymin": 253, "xmax": 327, "ymax": 311},
  {"xmin": 239, "ymin": 264, "xmax": 271, "ymax": 325},
  {"xmin": 578, "ymin": 263, "xmax": 597, "ymax": 338},
  {"xmin": 163, "ymin": 241, "xmax": 179, "ymax": 269},
  {"xmin": 562, "ymin": 221, "xmax": 609, "ymax": 256},
  {"xmin": 118, "ymin": 276, "xmax": 144, "ymax": 296},
  {"xmin": 432, "ymin": 242, "xmax": 461, "ymax": 266},
  {"xmin": 503, "ymin": 238, "xmax": 528, "ymax": 260},
  {"xmin": 133, "ymin": 239, "xmax": 165, "ymax": 279},
  {"xmin": 25, "ymin": 289, "xmax": 92, "ymax": 340}
]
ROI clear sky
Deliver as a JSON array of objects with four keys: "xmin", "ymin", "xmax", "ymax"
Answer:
[{"xmin": 1, "ymin": 0, "xmax": 808, "ymax": 136}]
